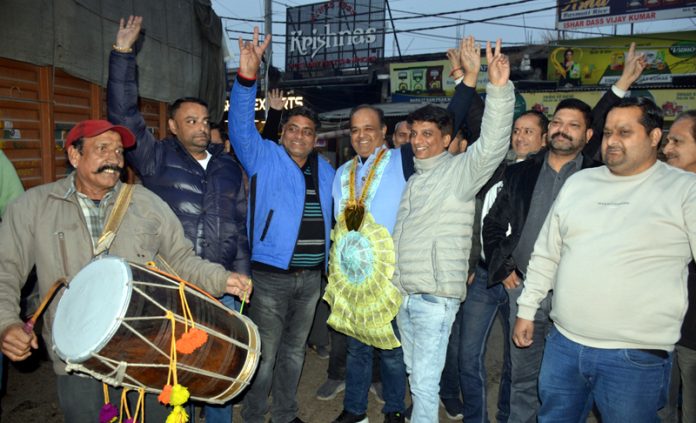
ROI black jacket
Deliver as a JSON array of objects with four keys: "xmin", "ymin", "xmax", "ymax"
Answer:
[
  {"xmin": 107, "ymin": 51, "xmax": 251, "ymax": 276},
  {"xmin": 481, "ymin": 86, "xmax": 623, "ymax": 287},
  {"xmin": 482, "ymin": 151, "xmax": 600, "ymax": 286}
]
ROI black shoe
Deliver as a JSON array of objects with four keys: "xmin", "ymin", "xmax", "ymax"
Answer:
[
  {"xmin": 404, "ymin": 405, "xmax": 412, "ymax": 423},
  {"xmin": 332, "ymin": 409, "xmax": 369, "ymax": 423},
  {"xmin": 440, "ymin": 397, "xmax": 464, "ymax": 420},
  {"xmin": 384, "ymin": 411, "xmax": 405, "ymax": 423}
]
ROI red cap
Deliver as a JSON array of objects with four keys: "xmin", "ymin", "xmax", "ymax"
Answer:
[{"xmin": 65, "ymin": 120, "xmax": 136, "ymax": 150}]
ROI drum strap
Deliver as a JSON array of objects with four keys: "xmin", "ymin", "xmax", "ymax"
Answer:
[{"xmin": 94, "ymin": 183, "xmax": 134, "ymax": 256}]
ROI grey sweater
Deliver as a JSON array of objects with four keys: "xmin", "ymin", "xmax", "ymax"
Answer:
[{"xmin": 391, "ymin": 81, "xmax": 515, "ymax": 300}]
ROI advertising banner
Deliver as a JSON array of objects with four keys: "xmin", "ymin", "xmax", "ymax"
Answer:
[
  {"xmin": 389, "ymin": 59, "xmax": 489, "ymax": 103},
  {"xmin": 285, "ymin": 0, "xmax": 385, "ymax": 78},
  {"xmin": 518, "ymin": 88, "xmax": 696, "ymax": 121},
  {"xmin": 547, "ymin": 32, "xmax": 696, "ymax": 87},
  {"xmin": 557, "ymin": 0, "xmax": 696, "ymax": 30}
]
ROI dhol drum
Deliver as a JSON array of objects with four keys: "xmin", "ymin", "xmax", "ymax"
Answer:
[{"xmin": 52, "ymin": 255, "xmax": 260, "ymax": 404}]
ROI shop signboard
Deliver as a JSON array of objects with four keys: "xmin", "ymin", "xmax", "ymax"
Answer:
[
  {"xmin": 518, "ymin": 88, "xmax": 696, "ymax": 121},
  {"xmin": 557, "ymin": 0, "xmax": 696, "ymax": 30},
  {"xmin": 547, "ymin": 31, "xmax": 696, "ymax": 87},
  {"xmin": 285, "ymin": 0, "xmax": 385, "ymax": 78},
  {"xmin": 389, "ymin": 58, "xmax": 489, "ymax": 103}
]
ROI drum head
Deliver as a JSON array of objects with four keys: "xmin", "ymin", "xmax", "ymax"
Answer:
[{"xmin": 53, "ymin": 256, "xmax": 132, "ymax": 363}]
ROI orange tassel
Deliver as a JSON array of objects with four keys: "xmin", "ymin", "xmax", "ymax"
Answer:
[
  {"xmin": 176, "ymin": 328, "xmax": 208, "ymax": 354},
  {"xmin": 158, "ymin": 384, "xmax": 173, "ymax": 405}
]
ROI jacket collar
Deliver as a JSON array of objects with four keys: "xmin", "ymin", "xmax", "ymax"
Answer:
[
  {"xmin": 49, "ymin": 173, "xmax": 123, "ymax": 204},
  {"xmin": 414, "ymin": 151, "xmax": 449, "ymax": 173}
]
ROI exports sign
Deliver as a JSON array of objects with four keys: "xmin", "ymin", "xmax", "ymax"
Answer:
[
  {"xmin": 285, "ymin": 0, "xmax": 385, "ymax": 78},
  {"xmin": 557, "ymin": 0, "xmax": 696, "ymax": 30}
]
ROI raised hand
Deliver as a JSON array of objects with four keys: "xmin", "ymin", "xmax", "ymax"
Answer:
[
  {"xmin": 459, "ymin": 35, "xmax": 481, "ymax": 88},
  {"xmin": 616, "ymin": 42, "xmax": 647, "ymax": 91},
  {"xmin": 115, "ymin": 15, "xmax": 143, "ymax": 51},
  {"xmin": 485, "ymin": 39, "xmax": 510, "ymax": 87},
  {"xmin": 268, "ymin": 88, "xmax": 285, "ymax": 111},
  {"xmin": 447, "ymin": 48, "xmax": 463, "ymax": 80},
  {"xmin": 238, "ymin": 26, "xmax": 272, "ymax": 79}
]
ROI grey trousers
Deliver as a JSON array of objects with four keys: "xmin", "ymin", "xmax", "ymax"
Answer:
[
  {"xmin": 241, "ymin": 269, "xmax": 321, "ymax": 423},
  {"xmin": 506, "ymin": 284, "xmax": 553, "ymax": 423}
]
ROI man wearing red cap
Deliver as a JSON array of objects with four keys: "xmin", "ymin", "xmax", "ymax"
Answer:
[{"xmin": 0, "ymin": 120, "xmax": 251, "ymax": 423}]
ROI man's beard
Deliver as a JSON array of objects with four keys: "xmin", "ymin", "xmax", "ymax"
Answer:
[{"xmin": 549, "ymin": 131, "xmax": 583, "ymax": 155}]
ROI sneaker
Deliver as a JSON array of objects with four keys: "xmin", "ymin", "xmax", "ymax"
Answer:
[
  {"xmin": 316, "ymin": 378, "xmax": 345, "ymax": 400},
  {"xmin": 383, "ymin": 411, "xmax": 405, "ymax": 423},
  {"xmin": 332, "ymin": 409, "xmax": 369, "ymax": 423},
  {"xmin": 440, "ymin": 397, "xmax": 464, "ymax": 420},
  {"xmin": 370, "ymin": 382, "xmax": 385, "ymax": 404}
]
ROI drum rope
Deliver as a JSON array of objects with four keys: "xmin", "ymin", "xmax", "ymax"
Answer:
[{"xmin": 157, "ymin": 311, "xmax": 191, "ymax": 422}]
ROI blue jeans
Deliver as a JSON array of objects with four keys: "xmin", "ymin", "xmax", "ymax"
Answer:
[
  {"xmin": 441, "ymin": 266, "xmax": 511, "ymax": 423},
  {"xmin": 538, "ymin": 327, "xmax": 671, "ymax": 423},
  {"xmin": 399, "ymin": 293, "xmax": 460, "ymax": 423},
  {"xmin": 200, "ymin": 294, "xmax": 241, "ymax": 422},
  {"xmin": 241, "ymin": 269, "xmax": 321, "ymax": 423},
  {"xmin": 507, "ymin": 283, "xmax": 552, "ymax": 423},
  {"xmin": 344, "ymin": 320, "xmax": 406, "ymax": 415}
]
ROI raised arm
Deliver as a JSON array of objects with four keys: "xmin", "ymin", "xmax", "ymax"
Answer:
[
  {"xmin": 228, "ymin": 27, "xmax": 274, "ymax": 175},
  {"xmin": 447, "ymin": 36, "xmax": 480, "ymax": 138},
  {"xmin": 260, "ymin": 89, "xmax": 284, "ymax": 142},
  {"xmin": 451, "ymin": 39, "xmax": 514, "ymax": 200},
  {"xmin": 107, "ymin": 16, "xmax": 162, "ymax": 177}
]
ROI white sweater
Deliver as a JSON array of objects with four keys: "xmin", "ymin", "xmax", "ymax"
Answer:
[
  {"xmin": 391, "ymin": 82, "xmax": 515, "ymax": 300},
  {"xmin": 518, "ymin": 161, "xmax": 696, "ymax": 351}
]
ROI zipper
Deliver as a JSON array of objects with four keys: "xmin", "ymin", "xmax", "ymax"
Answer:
[
  {"xmin": 57, "ymin": 231, "xmax": 69, "ymax": 278},
  {"xmin": 287, "ymin": 159, "xmax": 309, "ymax": 268},
  {"xmin": 260, "ymin": 209, "xmax": 274, "ymax": 241}
]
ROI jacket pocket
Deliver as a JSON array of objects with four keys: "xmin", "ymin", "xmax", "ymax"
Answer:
[{"xmin": 260, "ymin": 209, "xmax": 274, "ymax": 241}]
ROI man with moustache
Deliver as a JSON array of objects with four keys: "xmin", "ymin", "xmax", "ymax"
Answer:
[
  {"xmin": 512, "ymin": 97, "xmax": 696, "ymax": 422},
  {"xmin": 662, "ymin": 110, "xmax": 696, "ymax": 423},
  {"xmin": 107, "ymin": 17, "xmax": 250, "ymax": 421},
  {"xmin": 0, "ymin": 120, "xmax": 251, "ymax": 423},
  {"xmin": 482, "ymin": 42, "xmax": 647, "ymax": 423}
]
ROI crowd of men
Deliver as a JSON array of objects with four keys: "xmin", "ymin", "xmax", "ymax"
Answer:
[{"xmin": 0, "ymin": 14, "xmax": 694, "ymax": 423}]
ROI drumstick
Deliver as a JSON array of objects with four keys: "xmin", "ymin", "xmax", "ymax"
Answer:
[
  {"xmin": 239, "ymin": 290, "xmax": 249, "ymax": 314},
  {"xmin": 23, "ymin": 277, "xmax": 67, "ymax": 333}
]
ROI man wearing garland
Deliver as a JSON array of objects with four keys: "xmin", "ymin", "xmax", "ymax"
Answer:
[{"xmin": 325, "ymin": 36, "xmax": 484, "ymax": 423}]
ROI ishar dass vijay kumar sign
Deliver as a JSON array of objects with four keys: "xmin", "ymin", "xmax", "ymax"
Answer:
[{"xmin": 285, "ymin": 0, "xmax": 386, "ymax": 78}]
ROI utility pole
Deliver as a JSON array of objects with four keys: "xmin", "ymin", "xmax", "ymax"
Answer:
[
  {"xmin": 386, "ymin": 0, "xmax": 402, "ymax": 61},
  {"xmin": 264, "ymin": 0, "xmax": 273, "ymax": 118}
]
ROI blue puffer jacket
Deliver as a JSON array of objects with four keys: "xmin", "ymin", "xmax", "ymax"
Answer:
[
  {"xmin": 229, "ymin": 78, "xmax": 334, "ymax": 270},
  {"xmin": 107, "ymin": 51, "xmax": 250, "ymax": 276}
]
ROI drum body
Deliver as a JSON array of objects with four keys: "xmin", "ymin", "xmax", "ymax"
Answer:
[{"xmin": 52, "ymin": 256, "xmax": 259, "ymax": 404}]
